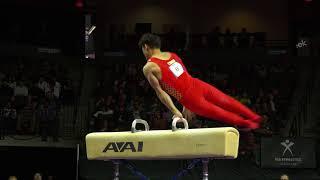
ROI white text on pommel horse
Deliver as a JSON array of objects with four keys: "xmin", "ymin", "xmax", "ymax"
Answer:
[{"xmin": 103, "ymin": 142, "xmax": 144, "ymax": 152}]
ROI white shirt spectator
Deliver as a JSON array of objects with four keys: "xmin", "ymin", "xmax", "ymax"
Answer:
[
  {"xmin": 270, "ymin": 100, "xmax": 276, "ymax": 112},
  {"xmin": 8, "ymin": 81, "xmax": 16, "ymax": 89},
  {"xmin": 38, "ymin": 81, "xmax": 50, "ymax": 93},
  {"xmin": 54, "ymin": 81, "xmax": 61, "ymax": 98},
  {"xmin": 4, "ymin": 108, "xmax": 17, "ymax": 119},
  {"xmin": 14, "ymin": 85, "xmax": 28, "ymax": 96}
]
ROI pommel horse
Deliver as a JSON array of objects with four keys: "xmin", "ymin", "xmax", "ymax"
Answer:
[{"xmin": 86, "ymin": 118, "xmax": 240, "ymax": 180}]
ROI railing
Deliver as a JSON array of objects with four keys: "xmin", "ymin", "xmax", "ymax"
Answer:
[
  {"xmin": 105, "ymin": 32, "xmax": 289, "ymax": 52},
  {"xmin": 60, "ymin": 104, "xmax": 90, "ymax": 140},
  {"xmin": 288, "ymin": 65, "xmax": 316, "ymax": 137}
]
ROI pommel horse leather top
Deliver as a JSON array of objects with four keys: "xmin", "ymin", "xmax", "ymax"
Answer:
[{"xmin": 86, "ymin": 118, "xmax": 239, "ymax": 161}]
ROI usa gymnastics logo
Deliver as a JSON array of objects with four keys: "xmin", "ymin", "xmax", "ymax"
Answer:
[
  {"xmin": 281, "ymin": 140, "xmax": 294, "ymax": 156},
  {"xmin": 296, "ymin": 40, "xmax": 308, "ymax": 48},
  {"xmin": 274, "ymin": 139, "xmax": 302, "ymax": 166}
]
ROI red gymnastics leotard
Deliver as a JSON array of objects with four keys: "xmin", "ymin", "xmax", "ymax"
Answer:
[{"xmin": 148, "ymin": 52, "xmax": 262, "ymax": 129}]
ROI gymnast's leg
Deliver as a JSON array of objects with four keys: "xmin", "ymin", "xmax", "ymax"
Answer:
[
  {"xmin": 182, "ymin": 79, "xmax": 260, "ymax": 129},
  {"xmin": 185, "ymin": 96, "xmax": 258, "ymax": 129},
  {"xmin": 196, "ymin": 78, "xmax": 262, "ymax": 123}
]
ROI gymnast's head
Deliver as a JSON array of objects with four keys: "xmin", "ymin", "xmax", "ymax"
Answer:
[{"xmin": 138, "ymin": 33, "xmax": 161, "ymax": 59}]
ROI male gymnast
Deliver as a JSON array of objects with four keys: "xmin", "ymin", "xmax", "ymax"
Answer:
[{"xmin": 140, "ymin": 33, "xmax": 262, "ymax": 129}]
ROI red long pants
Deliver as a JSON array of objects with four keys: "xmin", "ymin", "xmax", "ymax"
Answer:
[{"xmin": 181, "ymin": 78, "xmax": 261, "ymax": 129}]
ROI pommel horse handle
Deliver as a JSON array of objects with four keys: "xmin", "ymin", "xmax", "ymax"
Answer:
[
  {"xmin": 131, "ymin": 119, "xmax": 150, "ymax": 133},
  {"xmin": 172, "ymin": 117, "xmax": 189, "ymax": 131}
]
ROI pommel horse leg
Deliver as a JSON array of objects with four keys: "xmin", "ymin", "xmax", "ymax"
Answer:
[
  {"xmin": 202, "ymin": 158, "xmax": 209, "ymax": 180},
  {"xmin": 112, "ymin": 161, "xmax": 120, "ymax": 180}
]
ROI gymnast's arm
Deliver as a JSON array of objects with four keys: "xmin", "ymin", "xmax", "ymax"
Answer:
[{"xmin": 143, "ymin": 64, "xmax": 182, "ymax": 117}]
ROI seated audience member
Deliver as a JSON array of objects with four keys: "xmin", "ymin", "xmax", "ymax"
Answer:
[
  {"xmin": 14, "ymin": 81, "xmax": 28, "ymax": 97},
  {"xmin": 93, "ymin": 106, "xmax": 114, "ymax": 131},
  {"xmin": 1, "ymin": 102, "xmax": 17, "ymax": 136},
  {"xmin": 280, "ymin": 174, "xmax": 289, "ymax": 180},
  {"xmin": 50, "ymin": 77, "xmax": 61, "ymax": 99},
  {"xmin": 33, "ymin": 173, "xmax": 42, "ymax": 180},
  {"xmin": 38, "ymin": 77, "xmax": 50, "ymax": 94},
  {"xmin": 29, "ymin": 80, "xmax": 45, "ymax": 106},
  {"xmin": 8, "ymin": 176, "xmax": 18, "ymax": 180}
]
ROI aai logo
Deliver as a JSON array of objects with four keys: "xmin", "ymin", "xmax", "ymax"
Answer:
[{"xmin": 103, "ymin": 142, "xmax": 143, "ymax": 152}]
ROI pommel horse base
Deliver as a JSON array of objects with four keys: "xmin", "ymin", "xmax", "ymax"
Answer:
[{"xmin": 86, "ymin": 118, "xmax": 240, "ymax": 180}]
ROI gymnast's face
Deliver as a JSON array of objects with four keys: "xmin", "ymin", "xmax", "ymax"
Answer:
[{"xmin": 142, "ymin": 44, "xmax": 152, "ymax": 59}]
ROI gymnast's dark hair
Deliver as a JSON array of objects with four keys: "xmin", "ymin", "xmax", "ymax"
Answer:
[{"xmin": 138, "ymin": 33, "xmax": 161, "ymax": 49}]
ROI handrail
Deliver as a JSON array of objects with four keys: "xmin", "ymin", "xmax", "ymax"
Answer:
[{"xmin": 287, "ymin": 65, "xmax": 316, "ymax": 137}]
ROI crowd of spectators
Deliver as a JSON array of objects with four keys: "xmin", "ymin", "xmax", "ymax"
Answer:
[
  {"xmin": 0, "ymin": 57, "xmax": 76, "ymax": 141},
  {"xmin": 108, "ymin": 26, "xmax": 266, "ymax": 51},
  {"xmin": 7, "ymin": 172, "xmax": 55, "ymax": 180},
  {"xmin": 108, "ymin": 26, "xmax": 320, "ymax": 56}
]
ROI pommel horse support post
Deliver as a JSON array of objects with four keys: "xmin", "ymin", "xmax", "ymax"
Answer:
[{"xmin": 85, "ymin": 118, "xmax": 240, "ymax": 180}]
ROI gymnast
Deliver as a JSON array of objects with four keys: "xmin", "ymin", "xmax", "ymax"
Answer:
[{"xmin": 140, "ymin": 33, "xmax": 262, "ymax": 130}]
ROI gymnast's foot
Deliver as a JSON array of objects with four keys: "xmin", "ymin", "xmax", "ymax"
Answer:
[
  {"xmin": 251, "ymin": 115, "xmax": 263, "ymax": 123},
  {"xmin": 239, "ymin": 120, "xmax": 260, "ymax": 132},
  {"xmin": 249, "ymin": 121, "xmax": 260, "ymax": 130}
]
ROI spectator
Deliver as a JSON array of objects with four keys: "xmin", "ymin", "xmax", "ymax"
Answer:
[
  {"xmin": 0, "ymin": 78, "xmax": 14, "ymax": 102},
  {"xmin": 152, "ymin": 111, "xmax": 165, "ymax": 129},
  {"xmin": 52, "ymin": 77, "xmax": 61, "ymax": 99},
  {"xmin": 5, "ymin": 75, "xmax": 16, "ymax": 89},
  {"xmin": 0, "ymin": 71, "xmax": 5, "ymax": 81},
  {"xmin": 208, "ymin": 26, "xmax": 222, "ymax": 48},
  {"xmin": 280, "ymin": 174, "xmax": 289, "ymax": 180},
  {"xmin": 256, "ymin": 115, "xmax": 273, "ymax": 136},
  {"xmin": 95, "ymin": 97, "xmax": 105, "ymax": 110},
  {"xmin": 38, "ymin": 77, "xmax": 50, "ymax": 94},
  {"xmin": 1, "ymin": 101, "xmax": 17, "ymax": 137},
  {"xmin": 37, "ymin": 98, "xmax": 59, "ymax": 142},
  {"xmin": 223, "ymin": 28, "xmax": 234, "ymax": 48},
  {"xmin": 93, "ymin": 105, "xmax": 114, "ymax": 131},
  {"xmin": 33, "ymin": 173, "xmax": 42, "ymax": 180},
  {"xmin": 268, "ymin": 94, "xmax": 277, "ymax": 113},
  {"xmin": 238, "ymin": 28, "xmax": 250, "ymax": 48},
  {"xmin": 239, "ymin": 92, "xmax": 251, "ymax": 106},
  {"xmin": 16, "ymin": 97, "xmax": 34, "ymax": 134},
  {"xmin": 14, "ymin": 81, "xmax": 28, "ymax": 97},
  {"xmin": 29, "ymin": 80, "xmax": 45, "ymax": 105},
  {"xmin": 0, "ymin": 110, "xmax": 4, "ymax": 139},
  {"xmin": 61, "ymin": 79, "xmax": 74, "ymax": 104},
  {"xmin": 8, "ymin": 176, "xmax": 18, "ymax": 180}
]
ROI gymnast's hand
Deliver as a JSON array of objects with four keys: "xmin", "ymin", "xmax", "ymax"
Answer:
[
  {"xmin": 172, "ymin": 111, "xmax": 183, "ymax": 119},
  {"xmin": 182, "ymin": 106, "xmax": 195, "ymax": 122}
]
